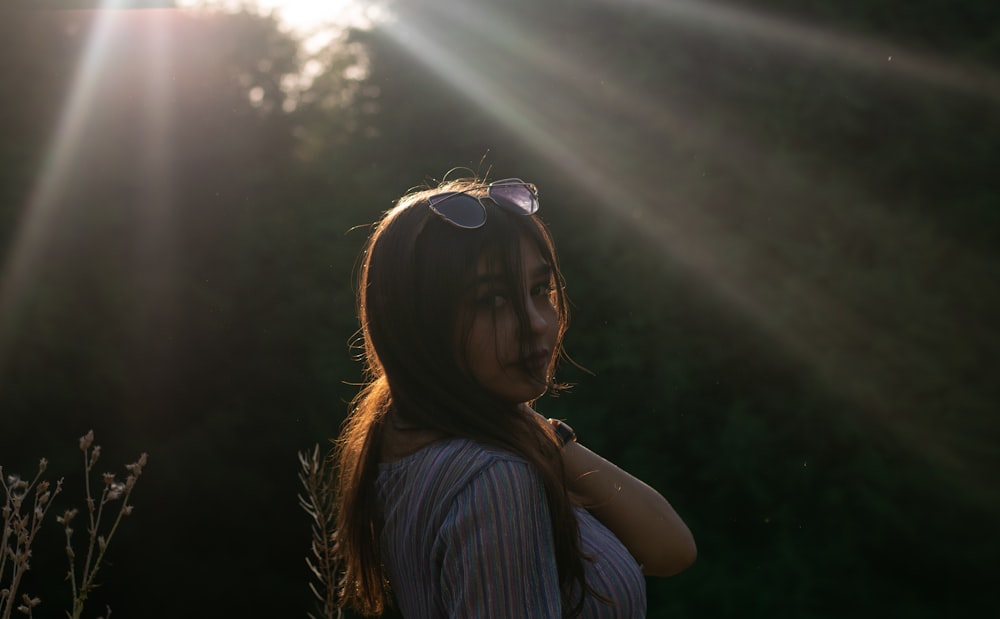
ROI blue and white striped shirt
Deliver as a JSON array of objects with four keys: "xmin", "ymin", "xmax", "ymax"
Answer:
[{"xmin": 375, "ymin": 438, "xmax": 646, "ymax": 618}]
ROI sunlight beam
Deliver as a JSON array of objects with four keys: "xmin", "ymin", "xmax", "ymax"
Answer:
[
  {"xmin": 610, "ymin": 0, "xmax": 1000, "ymax": 101},
  {"xmin": 0, "ymin": 3, "xmax": 130, "ymax": 374},
  {"xmin": 376, "ymin": 0, "xmax": 998, "ymax": 496}
]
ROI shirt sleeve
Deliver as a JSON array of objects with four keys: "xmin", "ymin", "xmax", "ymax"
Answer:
[{"xmin": 437, "ymin": 457, "xmax": 563, "ymax": 618}]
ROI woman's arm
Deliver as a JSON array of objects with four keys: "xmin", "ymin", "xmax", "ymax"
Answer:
[
  {"xmin": 560, "ymin": 439, "xmax": 696, "ymax": 577},
  {"xmin": 524, "ymin": 405, "xmax": 696, "ymax": 577}
]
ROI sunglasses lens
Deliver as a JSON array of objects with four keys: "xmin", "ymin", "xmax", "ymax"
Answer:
[
  {"xmin": 428, "ymin": 193, "xmax": 487, "ymax": 228},
  {"xmin": 489, "ymin": 179, "xmax": 538, "ymax": 215}
]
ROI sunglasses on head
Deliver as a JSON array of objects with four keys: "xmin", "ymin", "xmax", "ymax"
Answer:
[{"xmin": 427, "ymin": 178, "xmax": 539, "ymax": 229}]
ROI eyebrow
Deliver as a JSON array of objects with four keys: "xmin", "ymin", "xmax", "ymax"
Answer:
[{"xmin": 471, "ymin": 263, "xmax": 552, "ymax": 287}]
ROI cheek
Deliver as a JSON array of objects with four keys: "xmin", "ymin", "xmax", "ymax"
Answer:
[
  {"xmin": 453, "ymin": 310, "xmax": 477, "ymax": 373},
  {"xmin": 539, "ymin": 300, "xmax": 559, "ymax": 335},
  {"xmin": 463, "ymin": 314, "xmax": 497, "ymax": 367},
  {"xmin": 466, "ymin": 312, "xmax": 518, "ymax": 371}
]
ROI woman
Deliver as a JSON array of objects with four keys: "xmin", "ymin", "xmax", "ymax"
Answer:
[{"xmin": 332, "ymin": 176, "xmax": 696, "ymax": 618}]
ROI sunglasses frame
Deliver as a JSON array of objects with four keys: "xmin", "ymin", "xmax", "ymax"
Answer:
[{"xmin": 427, "ymin": 178, "xmax": 539, "ymax": 229}]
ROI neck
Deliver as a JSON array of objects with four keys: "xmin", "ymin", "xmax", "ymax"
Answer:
[{"xmin": 379, "ymin": 414, "xmax": 445, "ymax": 463}]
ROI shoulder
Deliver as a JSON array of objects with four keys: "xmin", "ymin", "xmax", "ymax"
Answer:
[
  {"xmin": 427, "ymin": 447, "xmax": 561, "ymax": 616},
  {"xmin": 377, "ymin": 438, "xmax": 541, "ymax": 514},
  {"xmin": 448, "ymin": 440, "xmax": 548, "ymax": 510},
  {"xmin": 383, "ymin": 437, "xmax": 529, "ymax": 483},
  {"xmin": 376, "ymin": 440, "xmax": 561, "ymax": 617}
]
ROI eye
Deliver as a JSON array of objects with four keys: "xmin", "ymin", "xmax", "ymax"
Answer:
[
  {"xmin": 477, "ymin": 291, "xmax": 509, "ymax": 308},
  {"xmin": 530, "ymin": 282, "xmax": 555, "ymax": 298}
]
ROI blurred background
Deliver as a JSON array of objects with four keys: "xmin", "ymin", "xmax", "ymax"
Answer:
[{"xmin": 1, "ymin": 0, "xmax": 997, "ymax": 617}]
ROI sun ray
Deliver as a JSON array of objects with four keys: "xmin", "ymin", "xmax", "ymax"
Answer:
[
  {"xmin": 0, "ymin": 2, "xmax": 132, "ymax": 374},
  {"xmin": 0, "ymin": 5, "xmax": 188, "ymax": 383},
  {"xmin": 377, "ymin": 0, "xmax": 999, "ymax": 500},
  {"xmin": 609, "ymin": 0, "xmax": 1000, "ymax": 100},
  {"xmin": 132, "ymin": 10, "xmax": 178, "ymax": 334}
]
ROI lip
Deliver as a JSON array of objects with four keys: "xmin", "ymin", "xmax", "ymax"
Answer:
[{"xmin": 521, "ymin": 349, "xmax": 551, "ymax": 374}]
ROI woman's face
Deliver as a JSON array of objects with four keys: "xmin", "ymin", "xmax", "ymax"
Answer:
[{"xmin": 460, "ymin": 237, "xmax": 559, "ymax": 404}]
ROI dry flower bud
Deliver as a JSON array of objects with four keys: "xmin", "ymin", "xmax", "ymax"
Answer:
[
  {"xmin": 108, "ymin": 484, "xmax": 124, "ymax": 501},
  {"xmin": 123, "ymin": 504, "xmax": 134, "ymax": 516},
  {"xmin": 21, "ymin": 595, "xmax": 41, "ymax": 608},
  {"xmin": 79, "ymin": 431, "xmax": 94, "ymax": 451},
  {"xmin": 98, "ymin": 535, "xmax": 107, "ymax": 551},
  {"xmin": 126, "ymin": 453, "xmax": 148, "ymax": 476},
  {"xmin": 38, "ymin": 458, "xmax": 47, "ymax": 472},
  {"xmin": 90, "ymin": 445, "xmax": 102, "ymax": 463},
  {"xmin": 102, "ymin": 472, "xmax": 116, "ymax": 486},
  {"xmin": 57, "ymin": 508, "xmax": 78, "ymax": 525}
]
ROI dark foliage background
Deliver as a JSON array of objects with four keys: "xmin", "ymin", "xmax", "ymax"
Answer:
[{"xmin": 1, "ymin": 0, "xmax": 997, "ymax": 617}]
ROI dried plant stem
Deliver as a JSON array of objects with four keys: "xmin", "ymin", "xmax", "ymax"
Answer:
[
  {"xmin": 0, "ymin": 460, "xmax": 62, "ymax": 619},
  {"xmin": 2, "ymin": 433, "xmax": 146, "ymax": 619},
  {"xmin": 64, "ymin": 431, "xmax": 147, "ymax": 619},
  {"xmin": 298, "ymin": 445, "xmax": 340, "ymax": 619}
]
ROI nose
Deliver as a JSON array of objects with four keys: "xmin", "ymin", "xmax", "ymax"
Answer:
[{"xmin": 525, "ymin": 296, "xmax": 550, "ymax": 336}]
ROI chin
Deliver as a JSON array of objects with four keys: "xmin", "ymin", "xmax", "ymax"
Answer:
[
  {"xmin": 510, "ymin": 384, "xmax": 548, "ymax": 404},
  {"xmin": 488, "ymin": 371, "xmax": 548, "ymax": 404}
]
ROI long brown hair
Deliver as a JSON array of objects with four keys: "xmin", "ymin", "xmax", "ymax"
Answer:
[{"xmin": 332, "ymin": 178, "xmax": 592, "ymax": 615}]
